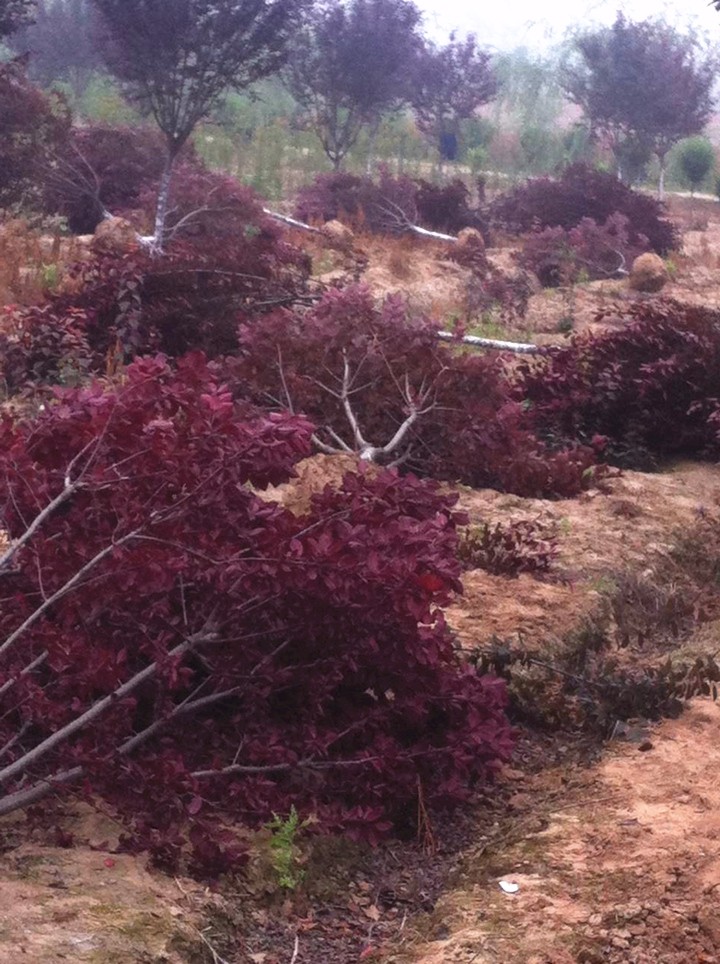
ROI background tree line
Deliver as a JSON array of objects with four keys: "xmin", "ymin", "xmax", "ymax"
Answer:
[{"xmin": 1, "ymin": 0, "xmax": 718, "ymax": 213}]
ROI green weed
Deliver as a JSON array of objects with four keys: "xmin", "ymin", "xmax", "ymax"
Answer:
[{"xmin": 266, "ymin": 806, "xmax": 310, "ymax": 891}]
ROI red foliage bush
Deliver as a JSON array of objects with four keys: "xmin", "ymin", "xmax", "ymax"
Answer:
[
  {"xmin": 0, "ymin": 353, "xmax": 512, "ymax": 872},
  {"xmin": 519, "ymin": 300, "xmax": 720, "ymax": 467},
  {"xmin": 0, "ymin": 303, "xmax": 93, "ymax": 395},
  {"xmin": 294, "ymin": 171, "xmax": 489, "ymax": 238},
  {"xmin": 0, "ymin": 174, "xmax": 312, "ymax": 391},
  {"xmin": 135, "ymin": 161, "xmax": 271, "ymax": 241},
  {"xmin": 43, "ymin": 125, "xmax": 171, "ymax": 234},
  {"xmin": 294, "ymin": 170, "xmax": 417, "ymax": 233},
  {"xmin": 84, "ymin": 238, "xmax": 308, "ymax": 363},
  {"xmin": 421, "ymin": 352, "xmax": 604, "ymax": 497},
  {"xmin": 490, "ymin": 164, "xmax": 679, "ymax": 255},
  {"xmin": 43, "ymin": 128, "xmax": 252, "ymax": 238},
  {"xmin": 457, "ymin": 520, "xmax": 558, "ymax": 577},
  {"xmin": 414, "ymin": 178, "xmax": 487, "ymax": 235},
  {"xmin": 0, "ymin": 58, "xmax": 71, "ymax": 209},
  {"xmin": 227, "ymin": 284, "xmax": 603, "ymax": 498},
  {"xmin": 518, "ymin": 213, "xmax": 649, "ymax": 288}
]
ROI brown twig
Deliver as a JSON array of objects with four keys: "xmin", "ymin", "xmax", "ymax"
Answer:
[
  {"xmin": 289, "ymin": 935, "xmax": 300, "ymax": 964},
  {"xmin": 416, "ymin": 776, "xmax": 437, "ymax": 855}
]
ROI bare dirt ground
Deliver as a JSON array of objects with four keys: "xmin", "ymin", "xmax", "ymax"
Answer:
[
  {"xmin": 450, "ymin": 461, "xmax": 720, "ymax": 646},
  {"xmin": 387, "ymin": 194, "xmax": 720, "ymax": 964},
  {"xmin": 0, "ymin": 844, "xmax": 200, "ymax": 962},
  {"xmin": 265, "ymin": 456, "xmax": 720, "ymax": 964},
  {"xmin": 317, "ymin": 194, "xmax": 720, "ymax": 345},
  {"xmin": 2, "ymin": 194, "xmax": 720, "ymax": 962},
  {"xmin": 404, "ymin": 698, "xmax": 720, "ymax": 964}
]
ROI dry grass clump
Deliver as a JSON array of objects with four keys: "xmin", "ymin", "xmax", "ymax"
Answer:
[{"xmin": 0, "ymin": 219, "xmax": 88, "ymax": 309}]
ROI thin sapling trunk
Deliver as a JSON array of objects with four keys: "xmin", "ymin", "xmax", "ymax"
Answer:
[{"xmin": 152, "ymin": 146, "xmax": 180, "ymax": 251}]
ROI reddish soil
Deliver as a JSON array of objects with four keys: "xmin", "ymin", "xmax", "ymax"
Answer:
[
  {"xmin": 0, "ymin": 840, "xmax": 202, "ymax": 961},
  {"xmin": 403, "ymin": 699, "xmax": 720, "ymax": 964}
]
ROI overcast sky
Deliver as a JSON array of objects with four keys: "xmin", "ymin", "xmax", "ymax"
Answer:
[{"xmin": 418, "ymin": 0, "xmax": 719, "ymax": 51}]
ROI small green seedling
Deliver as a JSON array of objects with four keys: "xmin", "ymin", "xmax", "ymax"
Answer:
[{"xmin": 266, "ymin": 805, "xmax": 310, "ymax": 890}]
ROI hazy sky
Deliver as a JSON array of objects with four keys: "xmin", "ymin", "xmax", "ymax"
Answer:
[{"xmin": 418, "ymin": 0, "xmax": 719, "ymax": 51}]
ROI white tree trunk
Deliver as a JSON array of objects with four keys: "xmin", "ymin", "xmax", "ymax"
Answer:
[
  {"xmin": 366, "ymin": 121, "xmax": 380, "ymax": 176},
  {"xmin": 262, "ymin": 209, "xmax": 321, "ymax": 233},
  {"xmin": 153, "ymin": 151, "xmax": 176, "ymax": 251},
  {"xmin": 658, "ymin": 156, "xmax": 666, "ymax": 201},
  {"xmin": 436, "ymin": 331, "xmax": 541, "ymax": 354}
]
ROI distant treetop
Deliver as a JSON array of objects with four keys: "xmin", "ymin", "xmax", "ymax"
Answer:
[
  {"xmin": 562, "ymin": 14, "xmax": 715, "ymax": 195},
  {"xmin": 410, "ymin": 33, "xmax": 498, "ymax": 163},
  {"xmin": 0, "ymin": 0, "xmax": 36, "ymax": 39},
  {"xmin": 91, "ymin": 0, "xmax": 310, "ymax": 245},
  {"xmin": 285, "ymin": 0, "xmax": 423, "ymax": 170}
]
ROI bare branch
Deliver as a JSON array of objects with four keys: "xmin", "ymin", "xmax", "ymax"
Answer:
[
  {"xmin": 0, "ymin": 486, "xmax": 76, "ymax": 574},
  {"xmin": 0, "ymin": 721, "xmax": 30, "ymax": 762},
  {"xmin": 340, "ymin": 351, "xmax": 371, "ymax": 453},
  {"xmin": 322, "ymin": 426, "xmax": 353, "ymax": 453},
  {"xmin": 265, "ymin": 201, "xmax": 457, "ymax": 243},
  {"xmin": 0, "ymin": 626, "xmax": 218, "ymax": 788},
  {"xmin": 0, "ymin": 650, "xmax": 49, "ymax": 699},
  {"xmin": 276, "ymin": 346, "xmax": 295, "ymax": 414},
  {"xmin": 263, "ymin": 208, "xmax": 322, "ymax": 234},
  {"xmin": 379, "ymin": 396, "xmax": 436, "ymax": 457},
  {"xmin": 192, "ymin": 745, "xmax": 449, "ymax": 781},
  {"xmin": 311, "ymin": 434, "xmax": 346, "ymax": 455},
  {"xmin": 0, "ymin": 628, "xmax": 287, "ymax": 817},
  {"xmin": 0, "ymin": 765, "xmax": 84, "ymax": 818},
  {"xmin": 196, "ymin": 928, "xmax": 232, "ymax": 964},
  {"xmin": 289, "ymin": 936, "xmax": 300, "ymax": 964},
  {"xmin": 374, "ymin": 197, "xmax": 456, "ymax": 242},
  {"xmin": 0, "ymin": 529, "xmax": 142, "ymax": 661},
  {"xmin": 0, "ymin": 432, "xmax": 110, "ymax": 574},
  {"xmin": 111, "ymin": 636, "xmax": 294, "ymax": 758}
]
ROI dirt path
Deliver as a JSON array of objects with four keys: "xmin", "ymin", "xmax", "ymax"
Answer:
[{"xmin": 404, "ymin": 698, "xmax": 720, "ymax": 964}]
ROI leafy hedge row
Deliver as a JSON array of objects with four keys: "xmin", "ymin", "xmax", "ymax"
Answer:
[
  {"xmin": 293, "ymin": 165, "xmax": 679, "ymax": 264},
  {"xmin": 8, "ymin": 273, "xmax": 719, "ymax": 490}
]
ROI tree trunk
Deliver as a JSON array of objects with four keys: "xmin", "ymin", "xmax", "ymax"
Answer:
[
  {"xmin": 365, "ymin": 120, "xmax": 380, "ymax": 176},
  {"xmin": 658, "ymin": 154, "xmax": 667, "ymax": 201},
  {"xmin": 398, "ymin": 131, "xmax": 406, "ymax": 174},
  {"xmin": 153, "ymin": 148, "xmax": 177, "ymax": 251}
]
